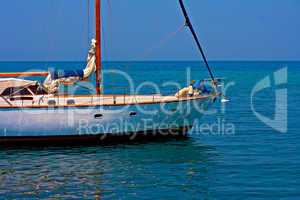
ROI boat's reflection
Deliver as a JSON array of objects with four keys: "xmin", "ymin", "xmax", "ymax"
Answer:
[{"xmin": 0, "ymin": 137, "xmax": 219, "ymax": 199}]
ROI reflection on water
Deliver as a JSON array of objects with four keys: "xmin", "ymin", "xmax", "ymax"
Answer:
[{"xmin": 0, "ymin": 139, "xmax": 219, "ymax": 199}]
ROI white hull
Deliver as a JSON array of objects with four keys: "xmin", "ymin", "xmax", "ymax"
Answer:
[{"xmin": 0, "ymin": 96, "xmax": 216, "ymax": 140}]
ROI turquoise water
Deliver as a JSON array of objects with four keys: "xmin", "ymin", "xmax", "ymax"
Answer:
[{"xmin": 0, "ymin": 61, "xmax": 299, "ymax": 199}]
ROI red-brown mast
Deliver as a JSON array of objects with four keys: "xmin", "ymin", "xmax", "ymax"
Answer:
[{"xmin": 95, "ymin": 0, "xmax": 101, "ymax": 95}]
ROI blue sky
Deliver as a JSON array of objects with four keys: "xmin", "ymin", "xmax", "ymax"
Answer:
[{"xmin": 0, "ymin": 0, "xmax": 299, "ymax": 61}]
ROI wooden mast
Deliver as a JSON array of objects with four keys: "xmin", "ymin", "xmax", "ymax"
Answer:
[{"xmin": 95, "ymin": 0, "xmax": 101, "ymax": 95}]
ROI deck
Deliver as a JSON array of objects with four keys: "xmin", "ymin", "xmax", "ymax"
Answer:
[{"xmin": 0, "ymin": 94, "xmax": 215, "ymax": 108}]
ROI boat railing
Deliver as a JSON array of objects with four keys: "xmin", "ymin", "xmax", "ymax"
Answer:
[
  {"xmin": 0, "ymin": 78, "xmax": 225, "ymax": 108},
  {"xmin": 0, "ymin": 93, "xmax": 165, "ymax": 108}
]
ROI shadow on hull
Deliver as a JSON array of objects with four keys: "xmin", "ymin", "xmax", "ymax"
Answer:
[{"xmin": 0, "ymin": 126, "xmax": 192, "ymax": 148}]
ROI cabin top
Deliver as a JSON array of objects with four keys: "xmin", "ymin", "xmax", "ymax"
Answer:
[{"xmin": 0, "ymin": 78, "xmax": 48, "ymax": 96}]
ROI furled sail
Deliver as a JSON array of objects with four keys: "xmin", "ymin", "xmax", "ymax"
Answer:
[{"xmin": 43, "ymin": 39, "xmax": 97, "ymax": 93}]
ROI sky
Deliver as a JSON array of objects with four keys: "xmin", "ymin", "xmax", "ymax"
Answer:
[{"xmin": 0, "ymin": 0, "xmax": 299, "ymax": 61}]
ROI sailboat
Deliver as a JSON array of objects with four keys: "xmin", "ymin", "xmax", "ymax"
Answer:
[{"xmin": 0, "ymin": 0, "xmax": 223, "ymax": 145}]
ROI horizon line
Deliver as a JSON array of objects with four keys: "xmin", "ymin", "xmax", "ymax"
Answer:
[{"xmin": 0, "ymin": 59, "xmax": 300, "ymax": 63}]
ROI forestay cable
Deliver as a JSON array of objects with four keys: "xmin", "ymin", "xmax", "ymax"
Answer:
[{"xmin": 178, "ymin": 0, "xmax": 215, "ymax": 81}]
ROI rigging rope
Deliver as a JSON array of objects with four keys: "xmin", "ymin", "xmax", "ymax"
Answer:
[
  {"xmin": 138, "ymin": 23, "xmax": 186, "ymax": 60},
  {"xmin": 107, "ymin": 0, "xmax": 113, "ymax": 60},
  {"xmin": 101, "ymin": 14, "xmax": 107, "ymax": 61},
  {"xmin": 86, "ymin": 0, "xmax": 90, "ymax": 48}
]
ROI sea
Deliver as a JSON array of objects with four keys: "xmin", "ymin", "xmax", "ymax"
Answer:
[{"xmin": 0, "ymin": 61, "xmax": 299, "ymax": 199}]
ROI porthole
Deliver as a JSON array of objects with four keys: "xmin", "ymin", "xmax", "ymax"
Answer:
[
  {"xmin": 129, "ymin": 112, "xmax": 137, "ymax": 116},
  {"xmin": 67, "ymin": 99, "xmax": 75, "ymax": 105},
  {"xmin": 94, "ymin": 114, "xmax": 103, "ymax": 119},
  {"xmin": 48, "ymin": 100, "xmax": 56, "ymax": 106}
]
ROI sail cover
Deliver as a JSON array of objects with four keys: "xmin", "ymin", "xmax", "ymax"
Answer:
[
  {"xmin": 0, "ymin": 78, "xmax": 37, "ymax": 95},
  {"xmin": 43, "ymin": 39, "xmax": 97, "ymax": 93},
  {"xmin": 51, "ymin": 70, "xmax": 84, "ymax": 80}
]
